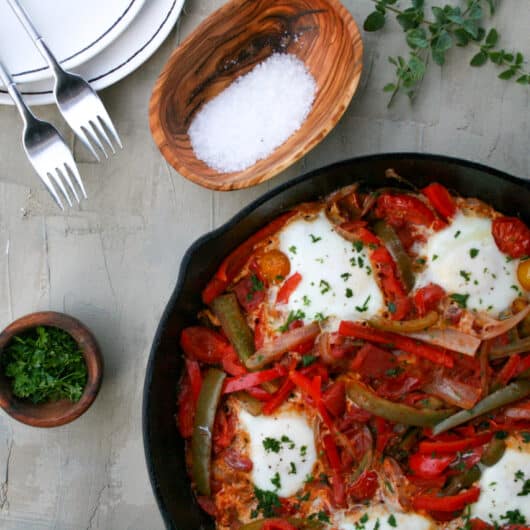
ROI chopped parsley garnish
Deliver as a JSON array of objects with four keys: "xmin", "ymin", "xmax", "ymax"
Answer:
[
  {"xmin": 470, "ymin": 248, "xmax": 479, "ymax": 258},
  {"xmin": 309, "ymin": 511, "xmax": 330, "ymax": 523},
  {"xmin": 278, "ymin": 309, "xmax": 305, "ymax": 332},
  {"xmin": 309, "ymin": 234, "xmax": 321, "ymax": 243},
  {"xmin": 302, "ymin": 295, "xmax": 311, "ymax": 306},
  {"xmin": 288, "ymin": 462, "xmax": 297, "ymax": 475},
  {"xmin": 288, "ymin": 245, "xmax": 297, "ymax": 254},
  {"xmin": 319, "ymin": 472, "xmax": 330, "ymax": 484},
  {"xmin": 416, "ymin": 257, "xmax": 426, "ymax": 265},
  {"xmin": 500, "ymin": 509, "xmax": 526, "ymax": 524},
  {"xmin": 454, "ymin": 230, "xmax": 461, "ymax": 238},
  {"xmin": 341, "ymin": 272, "xmax": 351, "ymax": 281},
  {"xmin": 522, "ymin": 432, "xmax": 530, "ymax": 443},
  {"xmin": 262, "ymin": 437, "xmax": 281, "ymax": 453},
  {"xmin": 300, "ymin": 445, "xmax": 307, "ymax": 457},
  {"xmin": 314, "ymin": 312, "xmax": 326, "ymax": 321},
  {"xmin": 304, "ymin": 474, "xmax": 314, "ymax": 483},
  {"xmin": 432, "ymin": 254, "xmax": 438, "ymax": 261},
  {"xmin": 374, "ymin": 520, "xmax": 381, "ymax": 530},
  {"xmin": 302, "ymin": 354, "xmax": 316, "ymax": 367},
  {"xmin": 345, "ymin": 288, "xmax": 353, "ymax": 298},
  {"xmin": 355, "ymin": 513, "xmax": 369, "ymax": 530},
  {"xmin": 460, "ymin": 270, "xmax": 471, "ymax": 282},
  {"xmin": 254, "ymin": 487, "xmax": 281, "ymax": 518},
  {"xmin": 358, "ymin": 256, "xmax": 365, "ymax": 268},
  {"xmin": 355, "ymin": 295, "xmax": 371, "ymax": 313},
  {"xmin": 387, "ymin": 301, "xmax": 396, "ymax": 314},
  {"xmin": 270, "ymin": 472, "xmax": 281, "ymax": 490},
  {"xmin": 385, "ymin": 367, "xmax": 403, "ymax": 377},
  {"xmin": 280, "ymin": 435, "xmax": 295, "ymax": 450},
  {"xmin": 387, "ymin": 514, "xmax": 397, "ymax": 527},
  {"xmin": 297, "ymin": 491, "xmax": 310, "ymax": 502},
  {"xmin": 350, "ymin": 257, "xmax": 357, "ymax": 267},
  {"xmin": 450, "ymin": 293, "xmax": 469, "ymax": 309},
  {"xmin": 247, "ymin": 274, "xmax": 264, "ymax": 300},
  {"xmin": 319, "ymin": 279, "xmax": 331, "ymax": 294},
  {"xmin": 495, "ymin": 430, "xmax": 508, "ymax": 439},
  {"xmin": 353, "ymin": 240, "xmax": 364, "ymax": 252}
]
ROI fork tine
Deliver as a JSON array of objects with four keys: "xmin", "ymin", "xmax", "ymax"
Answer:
[
  {"xmin": 49, "ymin": 169, "xmax": 73, "ymax": 207},
  {"xmin": 76, "ymin": 126, "xmax": 101, "ymax": 162},
  {"xmin": 65, "ymin": 162, "xmax": 87, "ymax": 199},
  {"xmin": 97, "ymin": 108, "xmax": 122, "ymax": 149},
  {"xmin": 39, "ymin": 172, "xmax": 64, "ymax": 210},
  {"xmin": 59, "ymin": 164, "xmax": 79, "ymax": 203},
  {"xmin": 84, "ymin": 123, "xmax": 108, "ymax": 160},
  {"xmin": 92, "ymin": 117, "xmax": 115, "ymax": 155}
]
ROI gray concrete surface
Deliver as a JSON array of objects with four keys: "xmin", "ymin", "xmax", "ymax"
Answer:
[{"xmin": 0, "ymin": 0, "xmax": 529, "ymax": 528}]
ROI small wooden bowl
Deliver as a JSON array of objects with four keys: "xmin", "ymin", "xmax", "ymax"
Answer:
[
  {"xmin": 149, "ymin": 0, "xmax": 363, "ymax": 190},
  {"xmin": 0, "ymin": 312, "xmax": 103, "ymax": 428}
]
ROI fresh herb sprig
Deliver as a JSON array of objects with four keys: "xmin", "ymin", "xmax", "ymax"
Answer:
[
  {"xmin": 2, "ymin": 326, "xmax": 87, "ymax": 404},
  {"xmin": 364, "ymin": 0, "xmax": 530, "ymax": 105}
]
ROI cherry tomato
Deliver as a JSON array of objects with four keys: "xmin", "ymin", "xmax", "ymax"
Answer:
[
  {"xmin": 257, "ymin": 249, "xmax": 291, "ymax": 283},
  {"xmin": 518, "ymin": 260, "xmax": 530, "ymax": 291},
  {"xmin": 233, "ymin": 274, "xmax": 266, "ymax": 312},
  {"xmin": 348, "ymin": 470, "xmax": 378, "ymax": 501},
  {"xmin": 409, "ymin": 452, "xmax": 453, "ymax": 478},
  {"xmin": 413, "ymin": 283, "xmax": 446, "ymax": 316},
  {"xmin": 375, "ymin": 193, "xmax": 441, "ymax": 228},
  {"xmin": 422, "ymin": 182, "xmax": 456, "ymax": 219},
  {"xmin": 492, "ymin": 216, "xmax": 530, "ymax": 259}
]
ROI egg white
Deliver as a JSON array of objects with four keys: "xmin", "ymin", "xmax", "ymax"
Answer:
[
  {"xmin": 415, "ymin": 213, "xmax": 523, "ymax": 315},
  {"xmin": 336, "ymin": 504, "xmax": 436, "ymax": 530},
  {"xmin": 471, "ymin": 437, "xmax": 530, "ymax": 526},
  {"xmin": 277, "ymin": 212, "xmax": 385, "ymax": 329},
  {"xmin": 237, "ymin": 407, "xmax": 317, "ymax": 497}
]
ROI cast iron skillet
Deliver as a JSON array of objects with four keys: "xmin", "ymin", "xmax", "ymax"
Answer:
[{"xmin": 143, "ymin": 153, "xmax": 530, "ymax": 529}]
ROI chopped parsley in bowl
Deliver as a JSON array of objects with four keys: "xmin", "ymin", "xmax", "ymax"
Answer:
[{"xmin": 2, "ymin": 325, "xmax": 87, "ymax": 404}]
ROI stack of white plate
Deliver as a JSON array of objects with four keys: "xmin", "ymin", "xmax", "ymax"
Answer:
[{"xmin": 0, "ymin": 0, "xmax": 185, "ymax": 105}]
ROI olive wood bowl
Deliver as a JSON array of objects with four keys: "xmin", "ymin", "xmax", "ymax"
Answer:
[
  {"xmin": 149, "ymin": 0, "xmax": 363, "ymax": 190},
  {"xmin": 0, "ymin": 311, "xmax": 103, "ymax": 428}
]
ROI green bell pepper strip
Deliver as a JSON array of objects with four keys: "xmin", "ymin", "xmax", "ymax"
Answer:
[
  {"xmin": 432, "ymin": 380, "xmax": 530, "ymax": 435},
  {"xmin": 211, "ymin": 293, "xmax": 255, "ymax": 363},
  {"xmin": 443, "ymin": 465, "xmax": 481, "ymax": 495},
  {"xmin": 343, "ymin": 376, "xmax": 454, "ymax": 427},
  {"xmin": 373, "ymin": 220, "xmax": 415, "ymax": 292},
  {"xmin": 191, "ymin": 368, "xmax": 226, "ymax": 496},
  {"xmin": 481, "ymin": 437, "xmax": 506, "ymax": 467}
]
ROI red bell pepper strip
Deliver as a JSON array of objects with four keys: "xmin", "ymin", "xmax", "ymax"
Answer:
[
  {"xmin": 338, "ymin": 321, "xmax": 454, "ymax": 368},
  {"xmin": 262, "ymin": 379, "xmax": 295, "ymax": 415},
  {"xmin": 246, "ymin": 386, "xmax": 273, "ymax": 401},
  {"xmin": 375, "ymin": 193, "xmax": 444, "ymax": 229},
  {"xmin": 289, "ymin": 371, "xmax": 321, "ymax": 402},
  {"xmin": 409, "ymin": 452, "xmax": 454, "ymax": 478},
  {"xmin": 422, "ymin": 183, "xmax": 456, "ymax": 220},
  {"xmin": 262, "ymin": 519, "xmax": 298, "ymax": 530},
  {"xmin": 180, "ymin": 326, "xmax": 233, "ymax": 364},
  {"xmin": 202, "ymin": 211, "xmax": 296, "ymax": 304},
  {"xmin": 185, "ymin": 358, "xmax": 202, "ymax": 404},
  {"xmin": 496, "ymin": 354, "xmax": 522, "ymax": 386},
  {"xmin": 413, "ymin": 283, "xmax": 446, "ymax": 317},
  {"xmin": 276, "ymin": 272, "xmax": 302, "ymax": 304},
  {"xmin": 419, "ymin": 432, "xmax": 493, "ymax": 455},
  {"xmin": 348, "ymin": 470, "xmax": 379, "ymax": 501},
  {"xmin": 323, "ymin": 434, "xmax": 341, "ymax": 470},
  {"xmin": 411, "ymin": 486, "xmax": 481, "ymax": 512},
  {"xmin": 223, "ymin": 366, "xmax": 287, "ymax": 394},
  {"xmin": 322, "ymin": 381, "xmax": 346, "ymax": 417}
]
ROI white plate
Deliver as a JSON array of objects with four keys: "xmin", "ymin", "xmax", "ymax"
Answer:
[
  {"xmin": 0, "ymin": 0, "xmax": 185, "ymax": 106},
  {"xmin": 0, "ymin": 0, "xmax": 146, "ymax": 84}
]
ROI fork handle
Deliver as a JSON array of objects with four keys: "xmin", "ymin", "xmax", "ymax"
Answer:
[
  {"xmin": 0, "ymin": 61, "xmax": 34, "ymax": 126},
  {"xmin": 6, "ymin": 0, "xmax": 62, "ymax": 73}
]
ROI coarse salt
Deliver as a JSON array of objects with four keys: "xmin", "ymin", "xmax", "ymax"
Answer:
[{"xmin": 188, "ymin": 53, "xmax": 317, "ymax": 173}]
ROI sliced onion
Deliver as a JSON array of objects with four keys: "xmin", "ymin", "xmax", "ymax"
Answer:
[
  {"xmin": 477, "ymin": 305, "xmax": 530, "ymax": 340},
  {"xmin": 423, "ymin": 372, "xmax": 482, "ymax": 410},
  {"xmin": 325, "ymin": 183, "xmax": 361, "ymax": 224},
  {"xmin": 505, "ymin": 402, "xmax": 530, "ymax": 420},
  {"xmin": 381, "ymin": 457, "xmax": 413, "ymax": 512},
  {"xmin": 490, "ymin": 337, "xmax": 530, "ymax": 359},
  {"xmin": 408, "ymin": 328, "xmax": 481, "ymax": 356},
  {"xmin": 246, "ymin": 322, "xmax": 320, "ymax": 370},
  {"xmin": 316, "ymin": 332, "xmax": 333, "ymax": 364}
]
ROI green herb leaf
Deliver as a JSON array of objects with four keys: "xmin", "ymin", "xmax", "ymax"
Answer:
[
  {"xmin": 470, "ymin": 50, "xmax": 488, "ymax": 66},
  {"xmin": 364, "ymin": 11, "xmax": 386, "ymax": 32}
]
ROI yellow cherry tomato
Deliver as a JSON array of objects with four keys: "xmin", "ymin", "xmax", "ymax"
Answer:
[{"xmin": 517, "ymin": 260, "xmax": 530, "ymax": 291}]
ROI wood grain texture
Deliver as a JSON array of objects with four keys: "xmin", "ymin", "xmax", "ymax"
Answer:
[
  {"xmin": 149, "ymin": 0, "xmax": 363, "ymax": 190},
  {"xmin": 0, "ymin": 312, "xmax": 103, "ymax": 428}
]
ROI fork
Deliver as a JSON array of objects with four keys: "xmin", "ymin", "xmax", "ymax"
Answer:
[
  {"xmin": 0, "ymin": 60, "xmax": 86, "ymax": 209},
  {"xmin": 6, "ymin": 0, "xmax": 122, "ymax": 161}
]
